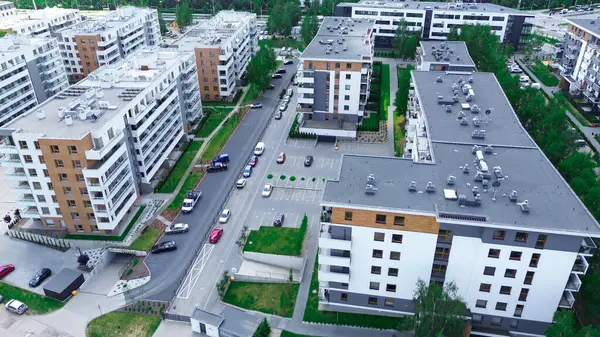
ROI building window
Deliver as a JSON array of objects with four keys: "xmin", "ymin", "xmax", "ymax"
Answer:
[
  {"xmin": 84, "ymin": 200, "xmax": 92, "ymax": 208},
  {"xmin": 375, "ymin": 214, "xmax": 386, "ymax": 224},
  {"xmin": 488, "ymin": 249, "xmax": 500, "ymax": 258},
  {"xmin": 392, "ymin": 234, "xmax": 403, "ymax": 243},
  {"xmin": 479, "ymin": 283, "xmax": 491, "ymax": 292},
  {"xmin": 345, "ymin": 85, "xmax": 351, "ymax": 90},
  {"xmin": 511, "ymin": 320, "xmax": 519, "ymax": 328},
  {"xmin": 23, "ymin": 155, "xmax": 32, "ymax": 163},
  {"xmin": 519, "ymin": 288, "xmax": 529, "ymax": 301},
  {"xmin": 390, "ymin": 251, "xmax": 400, "ymax": 260},
  {"xmin": 47, "ymin": 183, "xmax": 53, "ymax": 189},
  {"xmin": 67, "ymin": 200, "xmax": 76, "ymax": 208},
  {"xmin": 68, "ymin": 145, "xmax": 77, "ymax": 154},
  {"xmin": 39, "ymin": 155, "xmax": 45, "ymax": 164},
  {"xmin": 496, "ymin": 302, "xmax": 507, "ymax": 311},
  {"xmin": 515, "ymin": 232, "xmax": 528, "ymax": 242},
  {"xmin": 371, "ymin": 266, "xmax": 381, "ymax": 275},
  {"xmin": 530, "ymin": 253, "xmax": 540, "ymax": 268},
  {"xmin": 372, "ymin": 249, "xmax": 383, "ymax": 258},
  {"xmin": 493, "ymin": 230, "xmax": 506, "ymax": 240},
  {"xmin": 59, "ymin": 173, "xmax": 68, "ymax": 182},
  {"xmin": 344, "ymin": 95, "xmax": 350, "ymax": 100},
  {"xmin": 344, "ymin": 211, "xmax": 352, "ymax": 220},
  {"xmin": 75, "ymin": 224, "xmax": 84, "ymax": 232},
  {"xmin": 435, "ymin": 247, "xmax": 450, "ymax": 261},
  {"xmin": 500, "ymin": 286, "xmax": 512, "ymax": 295},
  {"xmin": 18, "ymin": 141, "xmax": 28, "ymax": 149},
  {"xmin": 514, "ymin": 304, "xmax": 524, "ymax": 317},
  {"xmin": 370, "ymin": 282, "xmax": 380, "ymax": 290},
  {"xmin": 345, "ymin": 74, "xmax": 351, "ymax": 80},
  {"xmin": 56, "ymin": 208, "xmax": 61, "ymax": 215},
  {"xmin": 475, "ymin": 299, "xmax": 487, "ymax": 308},
  {"xmin": 491, "ymin": 317, "xmax": 502, "ymax": 326},
  {"xmin": 340, "ymin": 293, "xmax": 348, "ymax": 301},
  {"xmin": 510, "ymin": 251, "xmax": 522, "ymax": 261},
  {"xmin": 50, "ymin": 145, "xmax": 60, "ymax": 154},
  {"xmin": 55, "ymin": 159, "xmax": 64, "ymax": 168},
  {"xmin": 393, "ymin": 216, "xmax": 405, "ymax": 226},
  {"xmin": 91, "ymin": 225, "xmax": 99, "ymax": 233},
  {"xmin": 386, "ymin": 284, "xmax": 396, "ymax": 292},
  {"xmin": 388, "ymin": 268, "xmax": 398, "ymax": 277},
  {"xmin": 384, "ymin": 298, "xmax": 394, "ymax": 307},
  {"xmin": 63, "ymin": 187, "xmax": 72, "ymax": 195},
  {"xmin": 80, "ymin": 187, "xmax": 88, "ymax": 195},
  {"xmin": 28, "ymin": 169, "xmax": 37, "ymax": 177},
  {"xmin": 52, "ymin": 196, "xmax": 58, "ymax": 203},
  {"xmin": 524, "ymin": 271, "xmax": 534, "ymax": 285},
  {"xmin": 484, "ymin": 266, "xmax": 496, "ymax": 276},
  {"xmin": 536, "ymin": 234, "xmax": 547, "ymax": 249},
  {"xmin": 32, "ymin": 182, "xmax": 41, "ymax": 190},
  {"xmin": 374, "ymin": 232, "xmax": 385, "ymax": 242},
  {"xmin": 37, "ymin": 195, "xmax": 46, "ymax": 202},
  {"xmin": 505, "ymin": 269, "xmax": 517, "ymax": 278},
  {"xmin": 472, "ymin": 314, "xmax": 483, "ymax": 323},
  {"xmin": 72, "ymin": 160, "xmax": 81, "ymax": 168},
  {"xmin": 76, "ymin": 174, "xmax": 84, "ymax": 182},
  {"xmin": 71, "ymin": 212, "xmax": 80, "ymax": 220},
  {"xmin": 344, "ymin": 105, "xmax": 350, "ymax": 111},
  {"xmin": 34, "ymin": 141, "xmax": 40, "ymax": 149},
  {"xmin": 368, "ymin": 297, "xmax": 378, "ymax": 305}
]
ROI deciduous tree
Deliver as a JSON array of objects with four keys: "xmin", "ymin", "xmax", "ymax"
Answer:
[{"xmin": 412, "ymin": 280, "xmax": 467, "ymax": 337}]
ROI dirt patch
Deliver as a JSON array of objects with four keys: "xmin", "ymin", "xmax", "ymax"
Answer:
[
  {"xmin": 161, "ymin": 210, "xmax": 177, "ymax": 222},
  {"xmin": 119, "ymin": 300, "xmax": 168, "ymax": 316},
  {"xmin": 120, "ymin": 256, "xmax": 150, "ymax": 281}
]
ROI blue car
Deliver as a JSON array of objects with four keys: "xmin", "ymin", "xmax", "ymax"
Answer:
[
  {"xmin": 212, "ymin": 153, "xmax": 230, "ymax": 164},
  {"xmin": 243, "ymin": 165, "xmax": 253, "ymax": 177}
]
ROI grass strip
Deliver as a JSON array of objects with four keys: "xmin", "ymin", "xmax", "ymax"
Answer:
[
  {"xmin": 86, "ymin": 312, "xmax": 161, "ymax": 337},
  {"xmin": 244, "ymin": 215, "xmax": 307, "ymax": 256},
  {"xmin": 0, "ymin": 281, "xmax": 64, "ymax": 314},
  {"xmin": 223, "ymin": 282, "xmax": 299, "ymax": 318},
  {"xmin": 65, "ymin": 206, "xmax": 145, "ymax": 241},
  {"xmin": 157, "ymin": 141, "xmax": 203, "ymax": 193}
]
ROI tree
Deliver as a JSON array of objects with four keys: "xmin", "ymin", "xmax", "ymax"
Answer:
[
  {"xmin": 159, "ymin": 13, "xmax": 168, "ymax": 35},
  {"xmin": 392, "ymin": 19, "xmax": 420, "ymax": 59},
  {"xmin": 301, "ymin": 14, "xmax": 318, "ymax": 46},
  {"xmin": 253, "ymin": 0, "xmax": 262, "ymax": 14},
  {"xmin": 175, "ymin": 0, "xmax": 193, "ymax": 28},
  {"xmin": 247, "ymin": 46, "xmax": 277, "ymax": 91},
  {"xmin": 412, "ymin": 280, "xmax": 467, "ymax": 337},
  {"xmin": 253, "ymin": 318, "xmax": 271, "ymax": 337}
]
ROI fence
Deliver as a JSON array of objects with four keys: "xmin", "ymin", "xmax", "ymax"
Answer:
[
  {"xmin": 6, "ymin": 229, "xmax": 71, "ymax": 249},
  {"xmin": 163, "ymin": 313, "xmax": 191, "ymax": 322}
]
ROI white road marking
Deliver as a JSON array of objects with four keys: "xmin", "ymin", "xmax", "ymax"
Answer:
[{"xmin": 176, "ymin": 244, "xmax": 214, "ymax": 299}]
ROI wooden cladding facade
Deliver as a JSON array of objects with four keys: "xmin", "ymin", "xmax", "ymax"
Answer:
[{"xmin": 331, "ymin": 207, "xmax": 439, "ymax": 234}]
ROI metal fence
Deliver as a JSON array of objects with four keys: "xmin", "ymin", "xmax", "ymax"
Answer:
[{"xmin": 163, "ymin": 313, "xmax": 191, "ymax": 322}]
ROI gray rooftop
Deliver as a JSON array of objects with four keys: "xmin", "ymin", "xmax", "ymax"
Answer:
[
  {"xmin": 43, "ymin": 268, "xmax": 83, "ymax": 294},
  {"xmin": 338, "ymin": 0, "xmax": 529, "ymax": 15},
  {"xmin": 419, "ymin": 41, "xmax": 475, "ymax": 68},
  {"xmin": 301, "ymin": 17, "xmax": 374, "ymax": 61},
  {"xmin": 191, "ymin": 308, "xmax": 224, "ymax": 327},
  {"xmin": 323, "ymin": 71, "xmax": 600, "ymax": 235},
  {"xmin": 568, "ymin": 18, "xmax": 600, "ymax": 37}
]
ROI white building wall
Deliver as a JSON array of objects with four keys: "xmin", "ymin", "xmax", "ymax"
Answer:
[{"xmin": 339, "ymin": 70, "xmax": 361, "ymax": 115}]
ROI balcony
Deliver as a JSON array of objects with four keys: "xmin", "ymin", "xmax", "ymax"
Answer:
[
  {"xmin": 16, "ymin": 195, "xmax": 36, "ymax": 206},
  {"xmin": 11, "ymin": 181, "xmax": 31, "ymax": 191},
  {"xmin": 579, "ymin": 237, "xmax": 597, "ymax": 255},
  {"xmin": 318, "ymin": 264, "xmax": 350, "ymax": 283},
  {"xmin": 319, "ymin": 248, "xmax": 351, "ymax": 268},
  {"xmin": 0, "ymin": 154, "xmax": 23, "ymax": 167},
  {"xmin": 318, "ymin": 222, "xmax": 352, "ymax": 251},
  {"xmin": 559, "ymin": 291, "xmax": 575, "ymax": 309},
  {"xmin": 565, "ymin": 273, "xmax": 582, "ymax": 292},
  {"xmin": 0, "ymin": 139, "xmax": 18, "ymax": 154},
  {"xmin": 85, "ymin": 131, "xmax": 124, "ymax": 160},
  {"xmin": 5, "ymin": 168, "xmax": 26, "ymax": 180},
  {"xmin": 20, "ymin": 206, "xmax": 40, "ymax": 219},
  {"xmin": 572, "ymin": 255, "xmax": 589, "ymax": 274}
]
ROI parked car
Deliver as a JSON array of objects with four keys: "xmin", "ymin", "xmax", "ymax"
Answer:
[
  {"xmin": 165, "ymin": 223, "xmax": 189, "ymax": 234},
  {"xmin": 236, "ymin": 178, "xmax": 247, "ymax": 189},
  {"xmin": 151, "ymin": 241, "xmax": 177, "ymax": 254},
  {"xmin": 219, "ymin": 209, "xmax": 231, "ymax": 223},
  {"xmin": 250, "ymin": 103, "xmax": 263, "ymax": 109},
  {"xmin": 0, "ymin": 264, "xmax": 15, "ymax": 279},
  {"xmin": 209, "ymin": 227, "xmax": 224, "ymax": 243},
  {"xmin": 248, "ymin": 155, "xmax": 258, "ymax": 167},
  {"xmin": 287, "ymin": 88, "xmax": 293, "ymax": 97},
  {"xmin": 273, "ymin": 213, "xmax": 285, "ymax": 227},
  {"xmin": 29, "ymin": 268, "xmax": 51, "ymax": 287},
  {"xmin": 5, "ymin": 300, "xmax": 27, "ymax": 315},
  {"xmin": 284, "ymin": 60, "xmax": 294, "ymax": 65},
  {"xmin": 279, "ymin": 104, "xmax": 287, "ymax": 112},
  {"xmin": 276, "ymin": 152, "xmax": 286, "ymax": 164},
  {"xmin": 243, "ymin": 164, "xmax": 253, "ymax": 177},
  {"xmin": 276, "ymin": 69, "xmax": 287, "ymax": 74},
  {"xmin": 267, "ymin": 85, "xmax": 275, "ymax": 90},
  {"xmin": 254, "ymin": 142, "xmax": 265, "ymax": 155},
  {"xmin": 304, "ymin": 155, "xmax": 314, "ymax": 167},
  {"xmin": 212, "ymin": 153, "xmax": 230, "ymax": 164},
  {"xmin": 282, "ymin": 96, "xmax": 290, "ymax": 104},
  {"xmin": 279, "ymin": 89, "xmax": 286, "ymax": 99},
  {"xmin": 207, "ymin": 162, "xmax": 228, "ymax": 173},
  {"xmin": 274, "ymin": 111, "xmax": 283, "ymax": 120},
  {"xmin": 272, "ymin": 74, "xmax": 282, "ymax": 79},
  {"xmin": 182, "ymin": 190, "xmax": 202, "ymax": 213},
  {"xmin": 262, "ymin": 184, "xmax": 273, "ymax": 197}
]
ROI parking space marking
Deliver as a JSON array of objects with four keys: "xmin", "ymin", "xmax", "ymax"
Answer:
[{"xmin": 291, "ymin": 156, "xmax": 297, "ymax": 166}]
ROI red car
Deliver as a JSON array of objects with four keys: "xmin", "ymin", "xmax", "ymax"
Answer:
[
  {"xmin": 248, "ymin": 155, "xmax": 258, "ymax": 167},
  {"xmin": 0, "ymin": 264, "xmax": 15, "ymax": 279},
  {"xmin": 209, "ymin": 227, "xmax": 224, "ymax": 244}
]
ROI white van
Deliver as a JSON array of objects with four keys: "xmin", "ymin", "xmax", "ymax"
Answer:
[
  {"xmin": 519, "ymin": 75, "xmax": 530, "ymax": 83},
  {"xmin": 254, "ymin": 142, "xmax": 265, "ymax": 156}
]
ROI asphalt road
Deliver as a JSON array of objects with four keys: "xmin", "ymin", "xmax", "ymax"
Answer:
[{"xmin": 127, "ymin": 61, "xmax": 298, "ymax": 302}]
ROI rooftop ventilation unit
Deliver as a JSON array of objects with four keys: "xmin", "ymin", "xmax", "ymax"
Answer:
[
  {"xmin": 493, "ymin": 166, "xmax": 504, "ymax": 179},
  {"xmin": 445, "ymin": 105, "xmax": 452, "ymax": 113},
  {"xmin": 365, "ymin": 174, "xmax": 377, "ymax": 194},
  {"xmin": 456, "ymin": 56, "xmax": 461, "ymax": 61},
  {"xmin": 472, "ymin": 117, "xmax": 480, "ymax": 127},
  {"xmin": 479, "ymin": 160, "xmax": 489, "ymax": 172},
  {"xmin": 64, "ymin": 115, "xmax": 73, "ymax": 126},
  {"xmin": 35, "ymin": 109, "xmax": 46, "ymax": 120},
  {"xmin": 484, "ymin": 145, "xmax": 493, "ymax": 154},
  {"xmin": 452, "ymin": 83, "xmax": 459, "ymax": 90},
  {"xmin": 462, "ymin": 163, "xmax": 470, "ymax": 174},
  {"xmin": 472, "ymin": 129, "xmax": 485, "ymax": 139},
  {"xmin": 457, "ymin": 110, "xmax": 466, "ymax": 120},
  {"xmin": 469, "ymin": 76, "xmax": 474, "ymax": 83},
  {"xmin": 460, "ymin": 118, "xmax": 469, "ymax": 126},
  {"xmin": 466, "ymin": 94, "xmax": 474, "ymax": 102},
  {"xmin": 458, "ymin": 193, "xmax": 481, "ymax": 207},
  {"xmin": 474, "ymin": 171, "xmax": 484, "ymax": 182},
  {"xmin": 426, "ymin": 182, "xmax": 436, "ymax": 193},
  {"xmin": 472, "ymin": 186, "xmax": 480, "ymax": 195},
  {"xmin": 509, "ymin": 190, "xmax": 518, "ymax": 202},
  {"xmin": 408, "ymin": 181, "xmax": 417, "ymax": 192},
  {"xmin": 482, "ymin": 179, "xmax": 489, "ymax": 188},
  {"xmin": 436, "ymin": 76, "xmax": 443, "ymax": 83},
  {"xmin": 447, "ymin": 175, "xmax": 456, "ymax": 185},
  {"xmin": 471, "ymin": 105, "xmax": 481, "ymax": 113},
  {"xmin": 453, "ymin": 95, "xmax": 459, "ymax": 102},
  {"xmin": 444, "ymin": 189, "xmax": 458, "ymax": 200},
  {"xmin": 472, "ymin": 145, "xmax": 481, "ymax": 154},
  {"xmin": 475, "ymin": 150, "xmax": 484, "ymax": 161},
  {"xmin": 518, "ymin": 200, "xmax": 530, "ymax": 213},
  {"xmin": 458, "ymin": 76, "xmax": 464, "ymax": 84}
]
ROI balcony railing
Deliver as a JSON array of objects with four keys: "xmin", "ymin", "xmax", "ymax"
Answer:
[
  {"xmin": 559, "ymin": 291, "xmax": 575, "ymax": 308},
  {"xmin": 580, "ymin": 237, "xmax": 597, "ymax": 255},
  {"xmin": 565, "ymin": 273, "xmax": 582, "ymax": 292},
  {"xmin": 572, "ymin": 256, "xmax": 589, "ymax": 274}
]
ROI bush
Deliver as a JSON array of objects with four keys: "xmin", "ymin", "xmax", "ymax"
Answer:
[
  {"xmin": 126, "ymin": 269, "xmax": 133, "ymax": 276},
  {"xmin": 312, "ymin": 177, "xmax": 316, "ymax": 182},
  {"xmin": 290, "ymin": 176, "xmax": 296, "ymax": 181},
  {"xmin": 280, "ymin": 175, "xmax": 286, "ymax": 180},
  {"xmin": 216, "ymin": 272, "xmax": 230, "ymax": 299},
  {"xmin": 267, "ymin": 174, "xmax": 273, "ymax": 179},
  {"xmin": 301, "ymin": 177, "xmax": 305, "ymax": 181}
]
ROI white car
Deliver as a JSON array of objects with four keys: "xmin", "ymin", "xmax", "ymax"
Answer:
[
  {"xmin": 219, "ymin": 209, "xmax": 231, "ymax": 223},
  {"xmin": 262, "ymin": 184, "xmax": 273, "ymax": 197},
  {"xmin": 254, "ymin": 142, "xmax": 265, "ymax": 156},
  {"xmin": 165, "ymin": 223, "xmax": 189, "ymax": 234},
  {"xmin": 5, "ymin": 300, "xmax": 27, "ymax": 315},
  {"xmin": 250, "ymin": 103, "xmax": 262, "ymax": 109},
  {"xmin": 279, "ymin": 104, "xmax": 287, "ymax": 111},
  {"xmin": 236, "ymin": 178, "xmax": 247, "ymax": 189},
  {"xmin": 282, "ymin": 96, "xmax": 290, "ymax": 104}
]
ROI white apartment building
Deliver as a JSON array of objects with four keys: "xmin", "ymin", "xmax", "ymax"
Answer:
[
  {"xmin": 55, "ymin": 6, "xmax": 161, "ymax": 81},
  {"xmin": 319, "ymin": 71, "xmax": 598, "ymax": 337},
  {"xmin": 0, "ymin": 7, "xmax": 81, "ymax": 37},
  {"xmin": 417, "ymin": 40, "xmax": 475, "ymax": 71},
  {"xmin": 296, "ymin": 17, "xmax": 374, "ymax": 140},
  {"xmin": 0, "ymin": 35, "xmax": 68, "ymax": 126},
  {"xmin": 0, "ymin": 47, "xmax": 201, "ymax": 236},
  {"xmin": 173, "ymin": 10, "xmax": 258, "ymax": 101},
  {"xmin": 335, "ymin": 0, "xmax": 533, "ymax": 51},
  {"xmin": 559, "ymin": 18, "xmax": 600, "ymax": 113},
  {"xmin": 0, "ymin": 1, "xmax": 16, "ymax": 18}
]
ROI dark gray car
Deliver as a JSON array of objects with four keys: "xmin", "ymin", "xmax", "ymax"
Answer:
[
  {"xmin": 273, "ymin": 213, "xmax": 285, "ymax": 227},
  {"xmin": 29, "ymin": 268, "xmax": 51, "ymax": 287}
]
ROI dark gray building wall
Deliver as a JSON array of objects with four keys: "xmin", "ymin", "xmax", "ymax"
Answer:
[
  {"xmin": 311, "ymin": 111, "xmax": 359, "ymax": 122},
  {"xmin": 472, "ymin": 313, "xmax": 550, "ymax": 336},
  {"xmin": 26, "ymin": 60, "xmax": 45, "ymax": 103},
  {"xmin": 507, "ymin": 15, "xmax": 526, "ymax": 52},
  {"xmin": 313, "ymin": 71, "xmax": 328, "ymax": 112},
  {"xmin": 327, "ymin": 289, "xmax": 414, "ymax": 313},
  {"xmin": 329, "ymin": 224, "xmax": 352, "ymax": 240},
  {"xmin": 174, "ymin": 74, "xmax": 189, "ymax": 129},
  {"xmin": 335, "ymin": 4, "xmax": 352, "ymax": 17}
]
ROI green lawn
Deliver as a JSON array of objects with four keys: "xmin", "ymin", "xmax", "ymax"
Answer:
[
  {"xmin": 128, "ymin": 226, "xmax": 161, "ymax": 252},
  {"xmin": 529, "ymin": 61, "xmax": 559, "ymax": 87},
  {"xmin": 554, "ymin": 92, "xmax": 595, "ymax": 127},
  {"xmin": 281, "ymin": 331, "xmax": 319, "ymax": 337},
  {"xmin": 380, "ymin": 64, "xmax": 391, "ymax": 120},
  {"xmin": 86, "ymin": 312, "xmax": 161, "ymax": 337},
  {"xmin": 244, "ymin": 215, "xmax": 307, "ymax": 256},
  {"xmin": 166, "ymin": 172, "xmax": 203, "ymax": 212},
  {"xmin": 195, "ymin": 107, "xmax": 235, "ymax": 138},
  {"xmin": 156, "ymin": 141, "xmax": 203, "ymax": 193},
  {"xmin": 531, "ymin": 33, "xmax": 560, "ymax": 45},
  {"xmin": 304, "ymin": 254, "xmax": 413, "ymax": 329},
  {"xmin": 259, "ymin": 38, "xmax": 305, "ymax": 52},
  {"xmin": 200, "ymin": 113, "xmax": 242, "ymax": 162},
  {"xmin": 223, "ymin": 282, "xmax": 300, "ymax": 318},
  {"xmin": 0, "ymin": 281, "xmax": 64, "ymax": 314},
  {"xmin": 65, "ymin": 206, "xmax": 146, "ymax": 241},
  {"xmin": 243, "ymin": 84, "xmax": 262, "ymax": 105},
  {"xmin": 394, "ymin": 65, "xmax": 414, "ymax": 157}
]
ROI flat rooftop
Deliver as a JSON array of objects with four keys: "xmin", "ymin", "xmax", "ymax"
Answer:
[
  {"xmin": 338, "ymin": 0, "xmax": 529, "ymax": 15},
  {"xmin": 58, "ymin": 6, "xmax": 152, "ymax": 35},
  {"xmin": 173, "ymin": 10, "xmax": 255, "ymax": 50},
  {"xmin": 5, "ymin": 48, "xmax": 186, "ymax": 139},
  {"xmin": 301, "ymin": 17, "xmax": 374, "ymax": 61},
  {"xmin": 0, "ymin": 35, "xmax": 52, "ymax": 58},
  {"xmin": 323, "ymin": 71, "xmax": 600, "ymax": 235},
  {"xmin": 568, "ymin": 18, "xmax": 600, "ymax": 37},
  {"xmin": 0, "ymin": 7, "xmax": 78, "ymax": 30},
  {"xmin": 419, "ymin": 41, "xmax": 475, "ymax": 68}
]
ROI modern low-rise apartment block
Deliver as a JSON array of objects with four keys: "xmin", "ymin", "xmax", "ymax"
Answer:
[
  {"xmin": 0, "ymin": 7, "xmax": 81, "ymax": 37},
  {"xmin": 0, "ymin": 47, "xmax": 201, "ymax": 235},
  {"xmin": 559, "ymin": 18, "xmax": 600, "ymax": 113},
  {"xmin": 55, "ymin": 7, "xmax": 161, "ymax": 81},
  {"xmin": 0, "ymin": 1, "xmax": 16, "ymax": 18},
  {"xmin": 318, "ymin": 70, "xmax": 599, "ymax": 336},
  {"xmin": 418, "ymin": 41, "xmax": 475, "ymax": 71},
  {"xmin": 0, "ymin": 35, "xmax": 68, "ymax": 126},
  {"xmin": 173, "ymin": 10, "xmax": 258, "ymax": 101},
  {"xmin": 296, "ymin": 17, "xmax": 374, "ymax": 139},
  {"xmin": 335, "ymin": 0, "xmax": 533, "ymax": 51}
]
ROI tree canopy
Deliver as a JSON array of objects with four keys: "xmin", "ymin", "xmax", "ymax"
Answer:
[
  {"xmin": 301, "ymin": 14, "xmax": 319, "ymax": 46},
  {"xmin": 412, "ymin": 280, "xmax": 467, "ymax": 337},
  {"xmin": 392, "ymin": 20, "xmax": 420, "ymax": 60},
  {"xmin": 175, "ymin": 0, "xmax": 193, "ymax": 28},
  {"xmin": 246, "ymin": 45, "xmax": 277, "ymax": 91},
  {"xmin": 266, "ymin": 0, "xmax": 301, "ymax": 37}
]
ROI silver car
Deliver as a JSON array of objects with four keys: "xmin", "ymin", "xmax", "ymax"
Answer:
[
  {"xmin": 165, "ymin": 223, "xmax": 189, "ymax": 234},
  {"xmin": 5, "ymin": 300, "xmax": 27, "ymax": 315}
]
